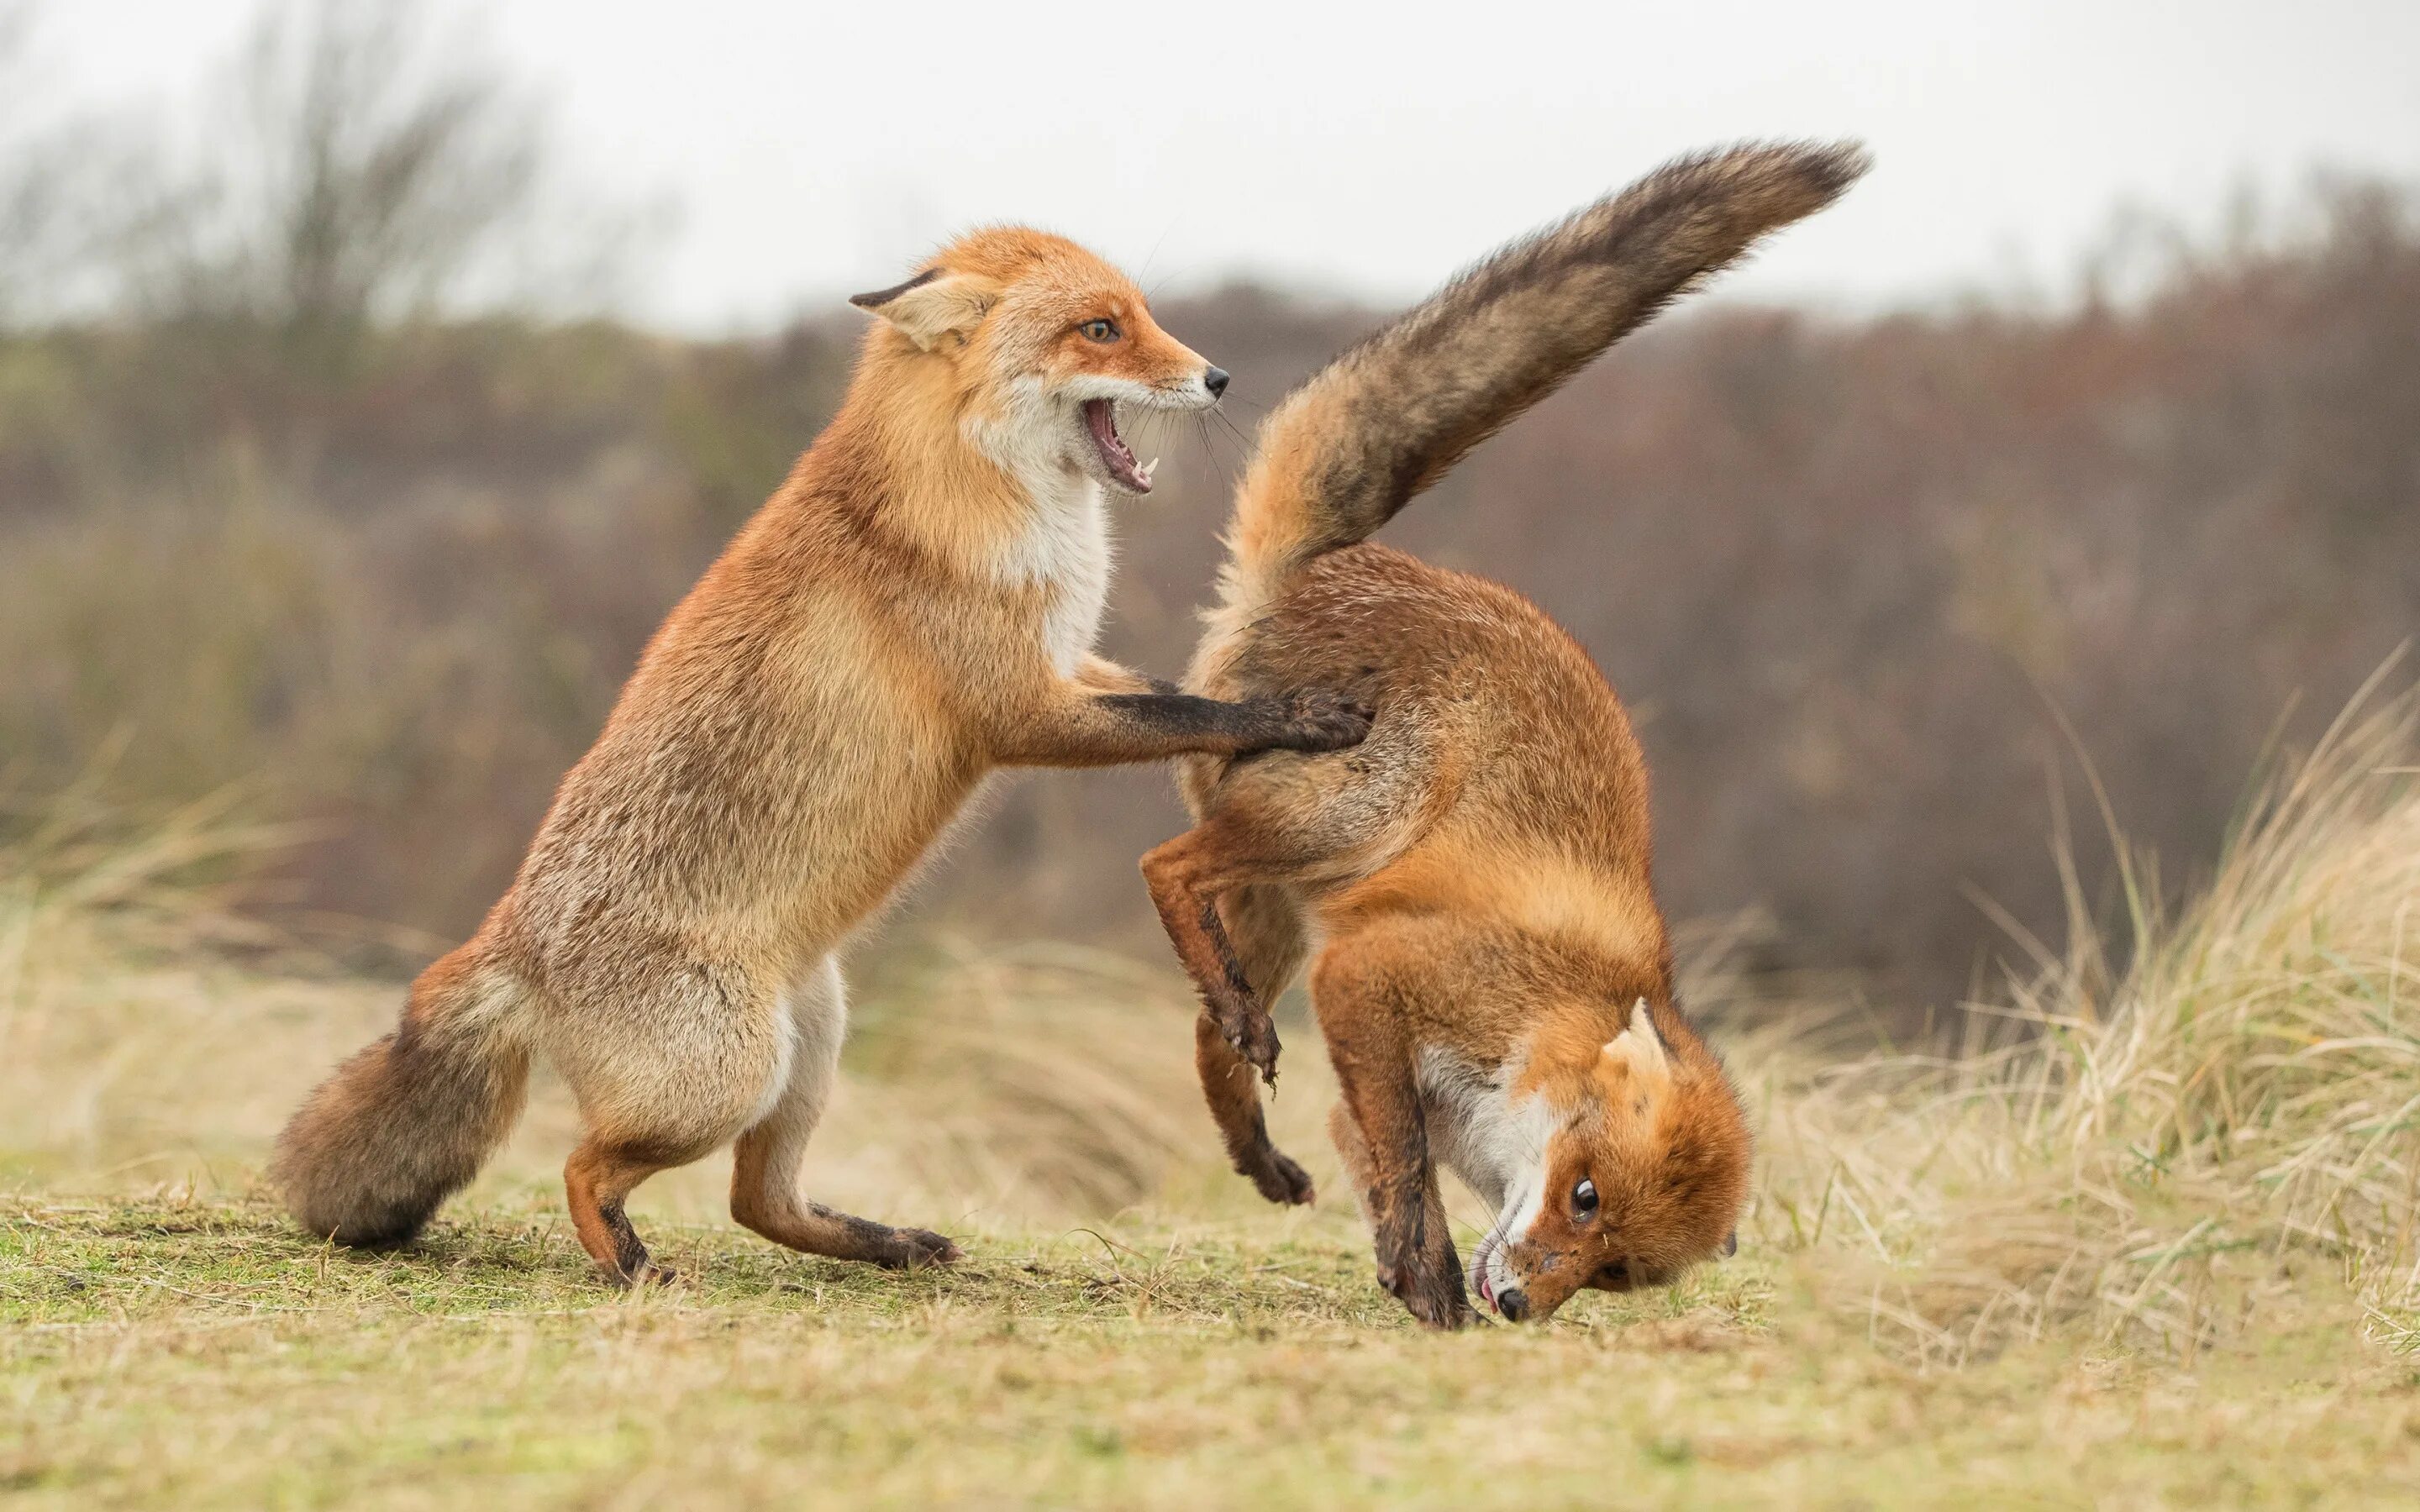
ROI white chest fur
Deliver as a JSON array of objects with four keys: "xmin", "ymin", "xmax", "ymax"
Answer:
[
  {"xmin": 966, "ymin": 398, "xmax": 1115, "ymax": 677},
  {"xmin": 1418, "ymin": 1047, "xmax": 1554, "ymax": 1215},
  {"xmin": 1004, "ymin": 470, "xmax": 1113, "ymax": 676}
]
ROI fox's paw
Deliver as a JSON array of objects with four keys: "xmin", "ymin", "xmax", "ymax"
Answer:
[
  {"xmin": 1376, "ymin": 1257, "xmax": 1471, "ymax": 1331},
  {"xmin": 874, "ymin": 1226, "xmax": 963, "ymax": 1270},
  {"xmin": 1217, "ymin": 997, "xmax": 1283, "ymax": 1086},
  {"xmin": 1270, "ymin": 690, "xmax": 1374, "ymax": 753},
  {"xmin": 1403, "ymin": 1278, "xmax": 1475, "ymax": 1331},
  {"xmin": 611, "ymin": 1259, "xmax": 681, "ymax": 1290},
  {"xmin": 1239, "ymin": 1143, "xmax": 1316, "ymax": 1206}
]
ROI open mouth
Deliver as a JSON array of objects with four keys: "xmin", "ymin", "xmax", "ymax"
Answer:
[
  {"xmin": 1081, "ymin": 399, "xmax": 1157, "ymax": 493},
  {"xmin": 1471, "ymin": 1227, "xmax": 1506, "ymax": 1315}
]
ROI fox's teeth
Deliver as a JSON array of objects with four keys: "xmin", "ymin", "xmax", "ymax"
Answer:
[{"xmin": 1140, "ymin": 457, "xmax": 1160, "ymax": 484}]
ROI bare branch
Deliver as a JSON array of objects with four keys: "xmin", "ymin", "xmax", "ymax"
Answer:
[
  {"xmin": 123, "ymin": 0, "xmax": 560, "ymax": 346},
  {"xmin": 0, "ymin": 2, "xmax": 74, "ymax": 323}
]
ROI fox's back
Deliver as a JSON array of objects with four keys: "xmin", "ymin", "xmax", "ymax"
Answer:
[{"xmin": 1200, "ymin": 541, "xmax": 1655, "ymax": 882}]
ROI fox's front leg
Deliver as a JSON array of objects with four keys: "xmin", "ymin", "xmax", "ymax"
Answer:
[
  {"xmin": 992, "ymin": 673, "xmax": 1370, "ymax": 771},
  {"xmin": 1327, "ymin": 1101, "xmax": 1461, "ymax": 1328},
  {"xmin": 1313, "ymin": 946, "xmax": 1470, "ymax": 1330}
]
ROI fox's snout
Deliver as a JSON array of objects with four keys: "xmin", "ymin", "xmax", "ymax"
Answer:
[{"xmin": 1203, "ymin": 365, "xmax": 1229, "ymax": 399}]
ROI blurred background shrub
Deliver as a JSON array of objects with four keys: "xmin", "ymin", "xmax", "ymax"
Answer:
[{"xmin": 1, "ymin": 0, "xmax": 2414, "ymax": 1012}]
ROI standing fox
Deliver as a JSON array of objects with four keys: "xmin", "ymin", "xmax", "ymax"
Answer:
[
  {"xmin": 1143, "ymin": 142, "xmax": 1869, "ymax": 1326},
  {"xmin": 276, "ymin": 229, "xmax": 1370, "ymax": 1284}
]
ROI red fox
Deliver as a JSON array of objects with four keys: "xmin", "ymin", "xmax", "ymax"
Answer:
[
  {"xmin": 275, "ymin": 228, "xmax": 1370, "ymax": 1285},
  {"xmin": 1141, "ymin": 143, "xmax": 1869, "ymax": 1326}
]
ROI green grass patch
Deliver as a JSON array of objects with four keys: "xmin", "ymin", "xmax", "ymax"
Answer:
[{"xmin": 7, "ymin": 1194, "xmax": 2417, "ymax": 1509}]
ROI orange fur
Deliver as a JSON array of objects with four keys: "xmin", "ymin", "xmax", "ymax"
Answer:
[
  {"xmin": 274, "ymin": 227, "xmax": 1370, "ymax": 1284},
  {"xmin": 1141, "ymin": 143, "xmax": 1867, "ymax": 1326}
]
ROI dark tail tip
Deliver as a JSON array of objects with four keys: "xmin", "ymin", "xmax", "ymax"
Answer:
[
  {"xmin": 1652, "ymin": 138, "xmax": 1872, "ymax": 242},
  {"xmin": 1768, "ymin": 139, "xmax": 1873, "ymax": 220},
  {"xmin": 1795, "ymin": 139, "xmax": 1875, "ymax": 196},
  {"xmin": 273, "ymin": 1022, "xmax": 527, "ymax": 1250}
]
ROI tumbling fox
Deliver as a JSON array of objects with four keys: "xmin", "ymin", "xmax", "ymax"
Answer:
[
  {"xmin": 276, "ymin": 228, "xmax": 1370, "ymax": 1284},
  {"xmin": 1142, "ymin": 142, "xmax": 1870, "ymax": 1326}
]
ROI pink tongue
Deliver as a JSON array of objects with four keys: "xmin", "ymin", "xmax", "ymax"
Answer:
[{"xmin": 1082, "ymin": 399, "xmax": 1149, "ymax": 491}]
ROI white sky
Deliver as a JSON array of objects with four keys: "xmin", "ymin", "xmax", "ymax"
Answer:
[{"xmin": 29, "ymin": 0, "xmax": 2420, "ymax": 329}]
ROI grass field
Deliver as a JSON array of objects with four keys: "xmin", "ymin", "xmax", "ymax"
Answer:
[
  {"xmin": 7, "ymin": 689, "xmax": 2420, "ymax": 1508},
  {"xmin": 9, "ymin": 1194, "xmax": 2415, "ymax": 1510}
]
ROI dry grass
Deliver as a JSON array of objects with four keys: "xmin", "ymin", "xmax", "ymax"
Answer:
[
  {"xmin": 1746, "ymin": 675, "xmax": 2420, "ymax": 1365},
  {"xmin": 6, "ymin": 684, "xmax": 2420, "ymax": 1505},
  {"xmin": 12, "ymin": 1194, "xmax": 2413, "ymax": 1512}
]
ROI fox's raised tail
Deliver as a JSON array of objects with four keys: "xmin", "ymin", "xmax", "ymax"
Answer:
[
  {"xmin": 273, "ymin": 943, "xmax": 530, "ymax": 1247},
  {"xmin": 1218, "ymin": 140, "xmax": 1868, "ymax": 615}
]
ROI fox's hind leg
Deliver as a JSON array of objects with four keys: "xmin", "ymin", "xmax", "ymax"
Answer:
[
  {"xmin": 1142, "ymin": 820, "xmax": 1300, "ymax": 1084},
  {"xmin": 544, "ymin": 945, "xmax": 797, "ymax": 1286},
  {"xmin": 1148, "ymin": 727, "xmax": 1433, "ymax": 1187},
  {"xmin": 565, "ymin": 1138, "xmax": 682, "ymax": 1286},
  {"xmin": 1194, "ymin": 884, "xmax": 1316, "ymax": 1205},
  {"xmin": 1150, "ymin": 720, "xmax": 1434, "ymax": 1083},
  {"xmin": 729, "ymin": 956, "xmax": 960, "ymax": 1270}
]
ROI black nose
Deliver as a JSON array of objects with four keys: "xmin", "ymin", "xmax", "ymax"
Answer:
[
  {"xmin": 1202, "ymin": 365, "xmax": 1229, "ymax": 399},
  {"xmin": 1496, "ymin": 1287, "xmax": 1529, "ymax": 1322}
]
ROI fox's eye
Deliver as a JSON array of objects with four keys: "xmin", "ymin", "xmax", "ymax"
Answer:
[
  {"xmin": 1079, "ymin": 318, "xmax": 1120, "ymax": 343},
  {"xmin": 1572, "ymin": 1178, "xmax": 1598, "ymax": 1220}
]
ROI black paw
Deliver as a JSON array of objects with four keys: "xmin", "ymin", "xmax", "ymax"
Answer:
[
  {"xmin": 1376, "ymin": 1256, "xmax": 1471, "ymax": 1330},
  {"xmin": 876, "ymin": 1227, "xmax": 963, "ymax": 1269},
  {"xmin": 1239, "ymin": 1143, "xmax": 1316, "ymax": 1206},
  {"xmin": 1403, "ymin": 1276, "xmax": 1474, "ymax": 1331},
  {"xmin": 612, "ymin": 1259, "xmax": 680, "ymax": 1289},
  {"xmin": 1272, "ymin": 690, "xmax": 1374, "ymax": 753},
  {"xmin": 1218, "ymin": 999, "xmax": 1283, "ymax": 1085}
]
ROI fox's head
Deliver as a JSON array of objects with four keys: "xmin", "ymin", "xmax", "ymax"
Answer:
[
  {"xmin": 850, "ymin": 228, "xmax": 1225, "ymax": 497},
  {"xmin": 1473, "ymin": 1000, "xmax": 1749, "ymax": 1324}
]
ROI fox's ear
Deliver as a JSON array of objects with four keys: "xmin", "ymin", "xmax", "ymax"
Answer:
[
  {"xmin": 1602, "ymin": 999, "xmax": 1673, "ymax": 1091},
  {"xmin": 849, "ymin": 267, "xmax": 997, "ymax": 351}
]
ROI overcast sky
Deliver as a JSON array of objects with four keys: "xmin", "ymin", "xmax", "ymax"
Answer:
[{"xmin": 30, "ymin": 0, "xmax": 2420, "ymax": 329}]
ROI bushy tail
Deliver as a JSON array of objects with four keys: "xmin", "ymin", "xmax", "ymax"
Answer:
[
  {"xmin": 1219, "ymin": 140, "xmax": 1869, "ymax": 612},
  {"xmin": 272, "ymin": 945, "xmax": 530, "ymax": 1247}
]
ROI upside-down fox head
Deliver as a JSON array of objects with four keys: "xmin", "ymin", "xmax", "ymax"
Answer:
[
  {"xmin": 850, "ymin": 228, "xmax": 1226, "ymax": 497},
  {"xmin": 1472, "ymin": 1000, "xmax": 1750, "ymax": 1323}
]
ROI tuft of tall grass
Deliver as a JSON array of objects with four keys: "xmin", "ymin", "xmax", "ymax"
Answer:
[
  {"xmin": 0, "ymin": 769, "xmax": 329, "ymax": 1182},
  {"xmin": 1752, "ymin": 675, "xmax": 2420, "ymax": 1362}
]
